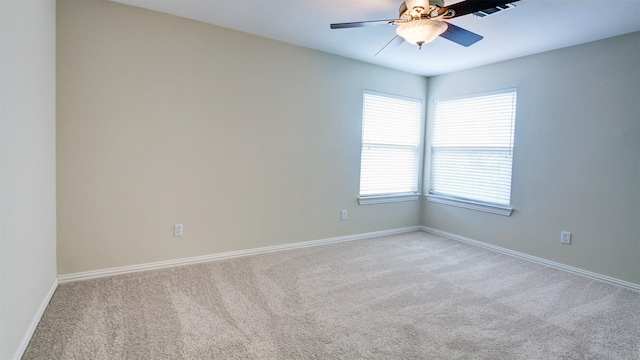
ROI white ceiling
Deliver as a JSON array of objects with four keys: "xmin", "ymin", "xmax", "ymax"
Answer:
[{"xmin": 112, "ymin": 0, "xmax": 640, "ymax": 77}]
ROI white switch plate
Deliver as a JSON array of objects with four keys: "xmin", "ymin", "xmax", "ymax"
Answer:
[
  {"xmin": 341, "ymin": 210, "xmax": 347, "ymax": 221},
  {"xmin": 175, "ymin": 224, "xmax": 183, "ymax": 236},
  {"xmin": 560, "ymin": 231, "xmax": 571, "ymax": 245}
]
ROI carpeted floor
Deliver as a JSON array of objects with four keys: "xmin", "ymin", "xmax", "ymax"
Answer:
[{"xmin": 24, "ymin": 231, "xmax": 639, "ymax": 359}]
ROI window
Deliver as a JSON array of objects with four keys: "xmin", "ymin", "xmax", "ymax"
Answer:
[
  {"xmin": 427, "ymin": 89, "xmax": 517, "ymax": 215},
  {"xmin": 359, "ymin": 91, "xmax": 422, "ymax": 204}
]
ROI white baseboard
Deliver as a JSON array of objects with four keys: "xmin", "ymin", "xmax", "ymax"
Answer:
[
  {"xmin": 13, "ymin": 278, "xmax": 58, "ymax": 360},
  {"xmin": 58, "ymin": 226, "xmax": 423, "ymax": 283},
  {"xmin": 58, "ymin": 225, "xmax": 640, "ymax": 292},
  {"xmin": 421, "ymin": 226, "xmax": 640, "ymax": 292}
]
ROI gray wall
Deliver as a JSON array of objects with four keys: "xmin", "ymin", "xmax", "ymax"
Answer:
[
  {"xmin": 0, "ymin": 1, "xmax": 57, "ymax": 358},
  {"xmin": 56, "ymin": 0, "xmax": 427, "ymax": 275},
  {"xmin": 422, "ymin": 32, "xmax": 640, "ymax": 285},
  {"xmin": 56, "ymin": 1, "xmax": 639, "ymax": 286}
]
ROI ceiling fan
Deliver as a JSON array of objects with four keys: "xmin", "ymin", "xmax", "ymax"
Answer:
[{"xmin": 330, "ymin": 0, "xmax": 519, "ymax": 55}]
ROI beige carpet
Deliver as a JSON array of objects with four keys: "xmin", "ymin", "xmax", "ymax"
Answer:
[{"xmin": 24, "ymin": 231, "xmax": 639, "ymax": 359}]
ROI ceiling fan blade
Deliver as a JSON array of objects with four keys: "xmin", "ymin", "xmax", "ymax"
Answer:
[
  {"xmin": 444, "ymin": 0, "xmax": 519, "ymax": 19},
  {"xmin": 439, "ymin": 22, "xmax": 483, "ymax": 47},
  {"xmin": 375, "ymin": 35, "xmax": 405, "ymax": 57},
  {"xmin": 330, "ymin": 19, "xmax": 400, "ymax": 29}
]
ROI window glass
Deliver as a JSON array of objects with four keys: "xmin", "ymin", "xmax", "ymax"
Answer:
[
  {"xmin": 430, "ymin": 90, "xmax": 517, "ymax": 206},
  {"xmin": 360, "ymin": 91, "xmax": 422, "ymax": 197}
]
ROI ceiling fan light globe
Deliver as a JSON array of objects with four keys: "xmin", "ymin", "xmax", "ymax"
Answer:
[{"xmin": 396, "ymin": 19, "xmax": 447, "ymax": 47}]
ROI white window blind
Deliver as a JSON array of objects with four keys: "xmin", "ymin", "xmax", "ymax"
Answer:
[
  {"xmin": 360, "ymin": 91, "xmax": 422, "ymax": 197},
  {"xmin": 429, "ymin": 90, "xmax": 517, "ymax": 207}
]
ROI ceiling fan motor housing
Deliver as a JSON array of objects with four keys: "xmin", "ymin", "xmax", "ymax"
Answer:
[{"xmin": 400, "ymin": 0, "xmax": 445, "ymax": 19}]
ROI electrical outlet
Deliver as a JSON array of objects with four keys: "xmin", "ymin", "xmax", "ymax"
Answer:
[
  {"xmin": 174, "ymin": 224, "xmax": 183, "ymax": 236},
  {"xmin": 341, "ymin": 210, "xmax": 347, "ymax": 221},
  {"xmin": 560, "ymin": 231, "xmax": 571, "ymax": 245}
]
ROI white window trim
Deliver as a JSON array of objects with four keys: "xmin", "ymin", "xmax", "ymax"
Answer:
[
  {"xmin": 359, "ymin": 193, "xmax": 421, "ymax": 205},
  {"xmin": 425, "ymin": 194, "xmax": 513, "ymax": 216}
]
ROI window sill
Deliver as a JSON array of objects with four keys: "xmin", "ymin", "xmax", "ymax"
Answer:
[
  {"xmin": 426, "ymin": 194, "xmax": 513, "ymax": 216},
  {"xmin": 359, "ymin": 193, "xmax": 421, "ymax": 205}
]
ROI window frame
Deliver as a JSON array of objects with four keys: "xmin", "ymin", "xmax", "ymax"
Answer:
[
  {"xmin": 425, "ymin": 88, "xmax": 517, "ymax": 216},
  {"xmin": 358, "ymin": 90, "xmax": 424, "ymax": 205}
]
